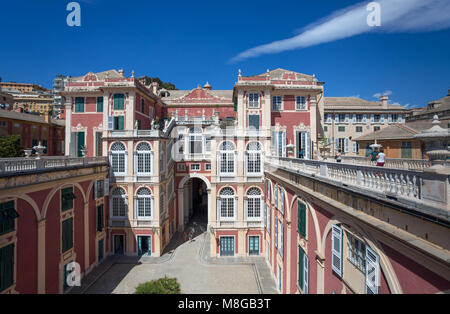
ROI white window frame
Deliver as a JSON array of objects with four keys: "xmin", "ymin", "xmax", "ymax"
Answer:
[
  {"xmin": 135, "ymin": 142, "xmax": 153, "ymax": 176},
  {"xmin": 218, "ymin": 188, "xmax": 236, "ymax": 221},
  {"xmin": 205, "ymin": 163, "xmax": 211, "ymax": 171},
  {"xmin": 190, "ymin": 163, "xmax": 201, "ymax": 171},
  {"xmin": 296, "ymin": 96, "xmax": 307, "ymax": 110},
  {"xmin": 272, "ymin": 96, "xmax": 282, "ymax": 111},
  {"xmin": 110, "ymin": 142, "xmax": 127, "ymax": 176},
  {"xmin": 245, "ymin": 188, "xmax": 262, "ymax": 221},
  {"xmin": 245, "ymin": 142, "xmax": 263, "ymax": 177},
  {"xmin": 135, "ymin": 188, "xmax": 153, "ymax": 220},
  {"xmin": 218, "ymin": 141, "xmax": 236, "ymax": 177},
  {"xmin": 111, "ymin": 188, "xmax": 127, "ymax": 219},
  {"xmin": 331, "ymin": 224, "xmax": 343, "ymax": 277},
  {"xmin": 248, "ymin": 93, "xmax": 260, "ymax": 108}
]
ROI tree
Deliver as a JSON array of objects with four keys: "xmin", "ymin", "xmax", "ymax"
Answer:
[
  {"xmin": 0, "ymin": 135, "xmax": 24, "ymax": 158},
  {"xmin": 138, "ymin": 76, "xmax": 178, "ymax": 90},
  {"xmin": 134, "ymin": 276, "xmax": 181, "ymax": 294}
]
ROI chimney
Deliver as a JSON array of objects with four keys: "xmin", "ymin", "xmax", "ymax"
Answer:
[
  {"xmin": 118, "ymin": 69, "xmax": 124, "ymax": 76},
  {"xmin": 151, "ymin": 82, "xmax": 159, "ymax": 95},
  {"xmin": 380, "ymin": 95, "xmax": 389, "ymax": 109}
]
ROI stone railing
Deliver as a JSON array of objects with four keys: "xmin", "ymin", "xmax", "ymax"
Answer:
[
  {"xmin": 0, "ymin": 157, "xmax": 108, "ymax": 176},
  {"xmin": 338, "ymin": 156, "xmax": 432, "ymax": 171},
  {"xmin": 266, "ymin": 156, "xmax": 427, "ymax": 201}
]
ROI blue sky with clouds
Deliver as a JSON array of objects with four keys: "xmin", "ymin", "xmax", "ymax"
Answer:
[{"xmin": 1, "ymin": 0, "xmax": 449, "ymax": 108}]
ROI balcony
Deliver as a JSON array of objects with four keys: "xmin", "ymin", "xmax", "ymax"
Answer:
[{"xmin": 338, "ymin": 156, "xmax": 432, "ymax": 171}]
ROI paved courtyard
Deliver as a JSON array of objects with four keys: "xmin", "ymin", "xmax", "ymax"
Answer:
[{"xmin": 73, "ymin": 219, "xmax": 278, "ymax": 294}]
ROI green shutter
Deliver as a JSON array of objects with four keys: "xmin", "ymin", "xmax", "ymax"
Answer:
[
  {"xmin": 141, "ymin": 99, "xmax": 145, "ymax": 113},
  {"xmin": 75, "ymin": 97, "xmax": 84, "ymax": 112},
  {"xmin": 77, "ymin": 132, "xmax": 85, "ymax": 157},
  {"xmin": 97, "ymin": 205, "xmax": 104, "ymax": 231},
  {"xmin": 62, "ymin": 218, "xmax": 73, "ymax": 253},
  {"xmin": 0, "ymin": 244, "xmax": 14, "ymax": 292},
  {"xmin": 118, "ymin": 116, "xmax": 124, "ymax": 130},
  {"xmin": 97, "ymin": 97, "xmax": 103, "ymax": 112},
  {"xmin": 114, "ymin": 94, "xmax": 124, "ymax": 110},
  {"xmin": 298, "ymin": 246, "xmax": 304, "ymax": 289},
  {"xmin": 0, "ymin": 201, "xmax": 18, "ymax": 236},
  {"xmin": 61, "ymin": 187, "xmax": 75, "ymax": 212},
  {"xmin": 298, "ymin": 201, "xmax": 306, "ymax": 238}
]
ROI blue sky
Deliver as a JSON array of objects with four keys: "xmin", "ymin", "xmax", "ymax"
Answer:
[{"xmin": 1, "ymin": 0, "xmax": 449, "ymax": 108}]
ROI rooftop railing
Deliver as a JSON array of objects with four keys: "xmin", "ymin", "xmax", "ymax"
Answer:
[
  {"xmin": 338, "ymin": 155, "xmax": 432, "ymax": 171},
  {"xmin": 0, "ymin": 156, "xmax": 108, "ymax": 176}
]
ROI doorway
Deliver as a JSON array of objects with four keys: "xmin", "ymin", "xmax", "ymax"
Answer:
[
  {"xmin": 137, "ymin": 235, "xmax": 152, "ymax": 256},
  {"xmin": 113, "ymin": 235, "xmax": 124, "ymax": 255}
]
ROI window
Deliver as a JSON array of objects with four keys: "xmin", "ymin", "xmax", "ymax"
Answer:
[
  {"xmin": 246, "ymin": 188, "xmax": 262, "ymax": 219},
  {"xmin": 246, "ymin": 142, "xmax": 262, "ymax": 175},
  {"xmin": 62, "ymin": 218, "xmax": 74, "ymax": 253},
  {"xmin": 95, "ymin": 132, "xmax": 102, "ymax": 157},
  {"xmin": 356, "ymin": 126, "xmax": 363, "ymax": 133},
  {"xmin": 110, "ymin": 142, "xmax": 126, "ymax": 175},
  {"xmin": 280, "ymin": 221, "xmax": 284, "ymax": 258},
  {"xmin": 219, "ymin": 187, "xmax": 235, "ymax": 219},
  {"xmin": 298, "ymin": 246, "xmax": 309, "ymax": 294},
  {"xmin": 205, "ymin": 164, "xmax": 211, "ymax": 171},
  {"xmin": 97, "ymin": 204, "xmax": 104, "ymax": 232},
  {"xmin": 347, "ymin": 233, "xmax": 366, "ymax": 272},
  {"xmin": 331, "ymin": 225, "xmax": 343, "ymax": 277},
  {"xmin": 338, "ymin": 114, "xmax": 346, "ymax": 122},
  {"xmin": 190, "ymin": 164, "xmax": 200, "ymax": 171},
  {"xmin": 189, "ymin": 128, "xmax": 203, "ymax": 155},
  {"xmin": 324, "ymin": 126, "xmax": 328, "ymax": 132},
  {"xmin": 111, "ymin": 188, "xmax": 127, "ymax": 218},
  {"xmin": 374, "ymin": 114, "xmax": 381, "ymax": 123},
  {"xmin": 374, "ymin": 126, "xmax": 381, "ymax": 132},
  {"xmin": 141, "ymin": 99, "xmax": 145, "ymax": 113},
  {"xmin": 136, "ymin": 188, "xmax": 152, "ymax": 219},
  {"xmin": 0, "ymin": 201, "xmax": 19, "ymax": 236},
  {"xmin": 136, "ymin": 142, "xmax": 152, "ymax": 175},
  {"xmin": 113, "ymin": 94, "xmax": 125, "ymax": 110},
  {"xmin": 248, "ymin": 115, "xmax": 260, "ymax": 131},
  {"xmin": 177, "ymin": 164, "xmax": 186, "ymax": 172},
  {"xmin": 219, "ymin": 141, "xmax": 235, "ymax": 175},
  {"xmin": 74, "ymin": 97, "xmax": 84, "ymax": 112},
  {"xmin": 274, "ymin": 216, "xmax": 278, "ymax": 248},
  {"xmin": 296, "ymin": 96, "xmax": 306, "ymax": 110},
  {"xmin": 97, "ymin": 97, "xmax": 103, "ymax": 112},
  {"xmin": 297, "ymin": 201, "xmax": 306, "ymax": 238},
  {"xmin": 248, "ymin": 93, "xmax": 259, "ymax": 108},
  {"xmin": 266, "ymin": 179, "xmax": 271, "ymax": 201},
  {"xmin": 0, "ymin": 244, "xmax": 14, "ymax": 292},
  {"xmin": 401, "ymin": 142, "xmax": 413, "ymax": 159},
  {"xmin": 325, "ymin": 114, "xmax": 332, "ymax": 123},
  {"xmin": 160, "ymin": 188, "xmax": 166, "ymax": 219},
  {"xmin": 113, "ymin": 116, "xmax": 124, "ymax": 130},
  {"xmin": 366, "ymin": 246, "xmax": 380, "ymax": 294},
  {"xmin": 160, "ymin": 143, "xmax": 166, "ymax": 174},
  {"xmin": 205, "ymin": 135, "xmax": 211, "ymax": 153},
  {"xmin": 272, "ymin": 131, "xmax": 286, "ymax": 157},
  {"xmin": 355, "ymin": 114, "xmax": 363, "ymax": 123},
  {"xmin": 61, "ymin": 187, "xmax": 75, "ymax": 212},
  {"xmin": 338, "ymin": 126, "xmax": 346, "ymax": 132},
  {"xmin": 272, "ymin": 96, "xmax": 282, "ymax": 110},
  {"xmin": 94, "ymin": 180, "xmax": 104, "ymax": 200},
  {"xmin": 249, "ymin": 236, "xmax": 260, "ymax": 256}
]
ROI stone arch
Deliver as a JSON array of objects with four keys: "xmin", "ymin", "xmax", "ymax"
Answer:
[
  {"xmin": 42, "ymin": 182, "xmax": 87, "ymax": 219},
  {"xmin": 320, "ymin": 217, "xmax": 403, "ymax": 294},
  {"xmin": 178, "ymin": 173, "xmax": 211, "ymax": 190},
  {"xmin": 5, "ymin": 194, "xmax": 41, "ymax": 221}
]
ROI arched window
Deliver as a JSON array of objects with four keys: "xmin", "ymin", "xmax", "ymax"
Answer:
[
  {"xmin": 246, "ymin": 188, "xmax": 262, "ymax": 219},
  {"xmin": 246, "ymin": 142, "xmax": 263, "ymax": 176},
  {"xmin": 219, "ymin": 141, "xmax": 236, "ymax": 176},
  {"xmin": 135, "ymin": 142, "xmax": 153, "ymax": 175},
  {"xmin": 111, "ymin": 187, "xmax": 127, "ymax": 218},
  {"xmin": 135, "ymin": 188, "xmax": 153, "ymax": 219},
  {"xmin": 189, "ymin": 127, "xmax": 203, "ymax": 155},
  {"xmin": 219, "ymin": 187, "xmax": 235, "ymax": 220},
  {"xmin": 110, "ymin": 142, "xmax": 126, "ymax": 175}
]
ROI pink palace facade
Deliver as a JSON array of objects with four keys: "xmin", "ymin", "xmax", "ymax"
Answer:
[{"xmin": 56, "ymin": 68, "xmax": 450, "ymax": 294}]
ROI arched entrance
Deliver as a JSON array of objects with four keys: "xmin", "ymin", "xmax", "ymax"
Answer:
[{"xmin": 177, "ymin": 174, "xmax": 211, "ymax": 232}]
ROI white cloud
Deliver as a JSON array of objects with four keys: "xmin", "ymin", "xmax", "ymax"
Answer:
[
  {"xmin": 230, "ymin": 0, "xmax": 450, "ymax": 62},
  {"xmin": 373, "ymin": 90, "xmax": 392, "ymax": 98}
]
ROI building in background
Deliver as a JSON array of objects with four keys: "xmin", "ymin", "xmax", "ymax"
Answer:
[
  {"xmin": 0, "ymin": 109, "xmax": 65, "ymax": 156},
  {"xmin": 406, "ymin": 89, "xmax": 450, "ymax": 122},
  {"xmin": 53, "ymin": 75, "xmax": 69, "ymax": 119},
  {"xmin": 323, "ymin": 96, "xmax": 408, "ymax": 156},
  {"xmin": 0, "ymin": 88, "xmax": 14, "ymax": 110},
  {"xmin": 0, "ymin": 82, "xmax": 48, "ymax": 94}
]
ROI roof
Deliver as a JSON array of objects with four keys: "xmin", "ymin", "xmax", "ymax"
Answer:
[
  {"xmin": 354, "ymin": 120, "xmax": 449, "ymax": 141},
  {"xmin": 324, "ymin": 97, "xmax": 406, "ymax": 111},
  {"xmin": 0, "ymin": 110, "xmax": 65, "ymax": 126},
  {"xmin": 162, "ymin": 87, "xmax": 233, "ymax": 103},
  {"xmin": 252, "ymin": 68, "xmax": 317, "ymax": 82},
  {"xmin": 70, "ymin": 69, "xmax": 124, "ymax": 82}
]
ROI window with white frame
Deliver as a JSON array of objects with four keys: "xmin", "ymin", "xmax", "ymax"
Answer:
[
  {"xmin": 189, "ymin": 127, "xmax": 203, "ymax": 155},
  {"xmin": 296, "ymin": 96, "xmax": 306, "ymax": 110},
  {"xmin": 110, "ymin": 142, "xmax": 126, "ymax": 175},
  {"xmin": 347, "ymin": 233, "xmax": 366, "ymax": 272},
  {"xmin": 272, "ymin": 96, "xmax": 282, "ymax": 110},
  {"xmin": 248, "ymin": 93, "xmax": 259, "ymax": 108},
  {"xmin": 135, "ymin": 188, "xmax": 153, "ymax": 219},
  {"xmin": 205, "ymin": 164, "xmax": 211, "ymax": 171},
  {"xmin": 246, "ymin": 142, "xmax": 262, "ymax": 175},
  {"xmin": 135, "ymin": 142, "xmax": 153, "ymax": 175},
  {"xmin": 219, "ymin": 141, "xmax": 235, "ymax": 175},
  {"xmin": 272, "ymin": 131, "xmax": 286, "ymax": 157},
  {"xmin": 111, "ymin": 188, "xmax": 127, "ymax": 218},
  {"xmin": 246, "ymin": 188, "xmax": 262, "ymax": 219},
  {"xmin": 205, "ymin": 135, "xmax": 211, "ymax": 153},
  {"xmin": 160, "ymin": 142, "xmax": 165, "ymax": 174},
  {"xmin": 190, "ymin": 164, "xmax": 200, "ymax": 171},
  {"xmin": 219, "ymin": 187, "xmax": 235, "ymax": 219}
]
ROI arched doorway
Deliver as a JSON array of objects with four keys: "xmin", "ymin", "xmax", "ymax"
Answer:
[{"xmin": 178, "ymin": 174, "xmax": 211, "ymax": 232}]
